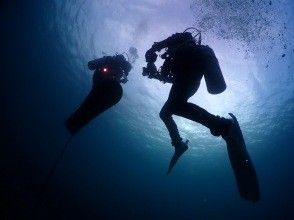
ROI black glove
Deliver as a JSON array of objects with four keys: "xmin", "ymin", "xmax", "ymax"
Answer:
[{"xmin": 145, "ymin": 49, "xmax": 157, "ymax": 63}]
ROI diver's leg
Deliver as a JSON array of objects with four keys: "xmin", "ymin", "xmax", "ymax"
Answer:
[
  {"xmin": 167, "ymin": 79, "xmax": 231, "ymax": 136},
  {"xmin": 159, "ymin": 82, "xmax": 198, "ymax": 146},
  {"xmin": 160, "ymin": 84, "xmax": 190, "ymax": 174},
  {"xmin": 159, "ymin": 101, "xmax": 183, "ymax": 146},
  {"xmin": 160, "ymin": 97, "xmax": 189, "ymax": 175},
  {"xmin": 173, "ymin": 102, "xmax": 231, "ymax": 136}
]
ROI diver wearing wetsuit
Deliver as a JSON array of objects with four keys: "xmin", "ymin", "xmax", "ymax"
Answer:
[
  {"xmin": 144, "ymin": 32, "xmax": 260, "ymax": 200},
  {"xmin": 65, "ymin": 54, "xmax": 132, "ymax": 135},
  {"xmin": 145, "ymin": 32, "xmax": 231, "ymax": 156}
]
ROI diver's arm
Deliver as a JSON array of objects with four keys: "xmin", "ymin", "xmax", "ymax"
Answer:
[
  {"xmin": 151, "ymin": 32, "xmax": 192, "ymax": 52},
  {"xmin": 88, "ymin": 59, "xmax": 101, "ymax": 70},
  {"xmin": 145, "ymin": 33, "xmax": 189, "ymax": 61},
  {"xmin": 88, "ymin": 57, "xmax": 109, "ymax": 70}
]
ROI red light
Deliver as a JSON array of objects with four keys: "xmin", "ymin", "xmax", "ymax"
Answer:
[{"xmin": 100, "ymin": 67, "xmax": 109, "ymax": 74}]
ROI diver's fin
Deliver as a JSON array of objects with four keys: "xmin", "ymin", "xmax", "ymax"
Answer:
[
  {"xmin": 223, "ymin": 113, "xmax": 260, "ymax": 202},
  {"xmin": 167, "ymin": 140, "xmax": 189, "ymax": 175}
]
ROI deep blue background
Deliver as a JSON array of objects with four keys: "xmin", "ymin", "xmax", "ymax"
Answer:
[{"xmin": 1, "ymin": 1, "xmax": 294, "ymax": 219}]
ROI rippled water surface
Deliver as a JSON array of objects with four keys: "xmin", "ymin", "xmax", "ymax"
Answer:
[{"xmin": 1, "ymin": 0, "xmax": 294, "ymax": 219}]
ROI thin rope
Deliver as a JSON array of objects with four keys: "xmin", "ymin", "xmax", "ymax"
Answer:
[
  {"xmin": 33, "ymin": 135, "xmax": 73, "ymax": 218},
  {"xmin": 43, "ymin": 136, "xmax": 73, "ymax": 190}
]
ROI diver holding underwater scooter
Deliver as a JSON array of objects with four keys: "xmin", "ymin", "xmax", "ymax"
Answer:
[
  {"xmin": 65, "ymin": 54, "xmax": 131, "ymax": 134},
  {"xmin": 143, "ymin": 28, "xmax": 260, "ymax": 202},
  {"xmin": 46, "ymin": 54, "xmax": 131, "ymax": 198},
  {"xmin": 43, "ymin": 53, "xmax": 131, "ymax": 203},
  {"xmin": 35, "ymin": 54, "xmax": 132, "ymax": 215}
]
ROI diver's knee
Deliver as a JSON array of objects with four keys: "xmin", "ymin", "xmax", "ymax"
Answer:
[
  {"xmin": 159, "ymin": 108, "xmax": 170, "ymax": 120},
  {"xmin": 159, "ymin": 109, "xmax": 166, "ymax": 120}
]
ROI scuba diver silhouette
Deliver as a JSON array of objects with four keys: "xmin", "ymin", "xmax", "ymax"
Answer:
[
  {"xmin": 44, "ymin": 54, "xmax": 131, "ymax": 200},
  {"xmin": 143, "ymin": 29, "xmax": 230, "ymax": 174},
  {"xmin": 65, "ymin": 54, "xmax": 132, "ymax": 134},
  {"xmin": 142, "ymin": 28, "xmax": 260, "ymax": 203}
]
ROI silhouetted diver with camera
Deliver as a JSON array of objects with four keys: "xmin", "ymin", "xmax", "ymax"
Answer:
[{"xmin": 143, "ymin": 28, "xmax": 259, "ymax": 202}]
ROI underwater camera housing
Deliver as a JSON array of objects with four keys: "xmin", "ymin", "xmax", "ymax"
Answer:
[
  {"xmin": 142, "ymin": 62, "xmax": 158, "ymax": 78},
  {"xmin": 142, "ymin": 49, "xmax": 158, "ymax": 78},
  {"xmin": 142, "ymin": 50, "xmax": 173, "ymax": 83},
  {"xmin": 142, "ymin": 27, "xmax": 202, "ymax": 83}
]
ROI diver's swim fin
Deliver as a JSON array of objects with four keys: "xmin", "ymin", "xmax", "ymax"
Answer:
[
  {"xmin": 167, "ymin": 140, "xmax": 188, "ymax": 175},
  {"xmin": 223, "ymin": 113, "xmax": 260, "ymax": 202}
]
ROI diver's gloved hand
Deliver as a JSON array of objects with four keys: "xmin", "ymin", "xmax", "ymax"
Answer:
[
  {"xmin": 145, "ymin": 48, "xmax": 157, "ymax": 63},
  {"xmin": 151, "ymin": 42, "xmax": 163, "ymax": 52},
  {"xmin": 145, "ymin": 41, "xmax": 165, "ymax": 63}
]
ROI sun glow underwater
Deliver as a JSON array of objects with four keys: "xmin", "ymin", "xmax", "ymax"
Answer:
[{"xmin": 2, "ymin": 0, "xmax": 294, "ymax": 219}]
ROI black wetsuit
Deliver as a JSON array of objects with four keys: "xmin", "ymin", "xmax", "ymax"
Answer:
[{"xmin": 152, "ymin": 33, "xmax": 230, "ymax": 147}]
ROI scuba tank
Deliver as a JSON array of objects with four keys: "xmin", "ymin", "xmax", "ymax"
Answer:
[
  {"xmin": 201, "ymin": 46, "xmax": 226, "ymax": 94},
  {"xmin": 182, "ymin": 28, "xmax": 226, "ymax": 94}
]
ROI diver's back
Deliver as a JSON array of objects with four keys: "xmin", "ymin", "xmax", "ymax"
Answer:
[{"xmin": 171, "ymin": 43, "xmax": 204, "ymax": 83}]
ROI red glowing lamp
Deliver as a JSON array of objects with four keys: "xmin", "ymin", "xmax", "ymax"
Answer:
[{"xmin": 100, "ymin": 66, "xmax": 109, "ymax": 74}]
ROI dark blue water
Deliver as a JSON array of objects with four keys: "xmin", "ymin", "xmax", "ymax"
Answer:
[{"xmin": 1, "ymin": 0, "xmax": 294, "ymax": 219}]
